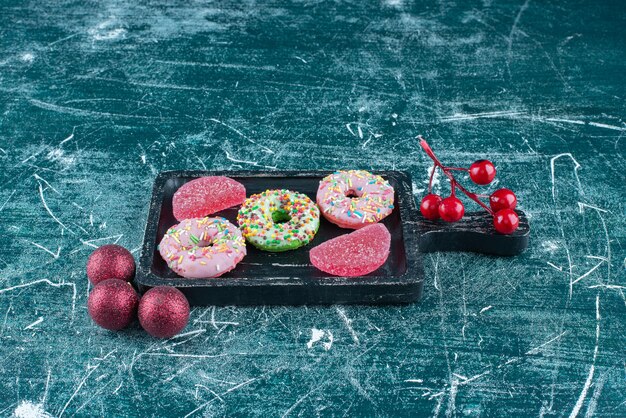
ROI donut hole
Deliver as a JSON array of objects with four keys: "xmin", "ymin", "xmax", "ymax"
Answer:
[
  {"xmin": 194, "ymin": 238, "xmax": 214, "ymax": 249},
  {"xmin": 271, "ymin": 209, "xmax": 292, "ymax": 224},
  {"xmin": 344, "ymin": 189, "xmax": 362, "ymax": 199}
]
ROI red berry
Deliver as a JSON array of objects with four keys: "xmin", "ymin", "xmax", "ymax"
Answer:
[
  {"xmin": 420, "ymin": 194, "xmax": 442, "ymax": 220},
  {"xmin": 469, "ymin": 160, "xmax": 496, "ymax": 185},
  {"xmin": 490, "ymin": 188, "xmax": 517, "ymax": 212},
  {"xmin": 493, "ymin": 209, "xmax": 520, "ymax": 234},
  {"xmin": 438, "ymin": 196, "xmax": 465, "ymax": 222}
]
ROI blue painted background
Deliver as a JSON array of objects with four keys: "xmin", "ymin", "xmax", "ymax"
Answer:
[{"xmin": 0, "ymin": 0, "xmax": 624, "ymax": 416}]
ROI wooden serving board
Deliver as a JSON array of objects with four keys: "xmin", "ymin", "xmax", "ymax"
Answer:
[{"xmin": 136, "ymin": 170, "xmax": 528, "ymax": 306}]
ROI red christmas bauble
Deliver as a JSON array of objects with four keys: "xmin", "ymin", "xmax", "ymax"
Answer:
[
  {"xmin": 88, "ymin": 279, "xmax": 139, "ymax": 330},
  {"xmin": 138, "ymin": 286, "xmax": 190, "ymax": 339},
  {"xmin": 86, "ymin": 244, "xmax": 135, "ymax": 285}
]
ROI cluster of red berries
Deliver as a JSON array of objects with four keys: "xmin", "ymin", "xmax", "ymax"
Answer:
[{"xmin": 418, "ymin": 137, "xmax": 520, "ymax": 235}]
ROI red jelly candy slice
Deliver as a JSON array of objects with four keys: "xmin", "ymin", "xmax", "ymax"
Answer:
[
  {"xmin": 173, "ymin": 176, "xmax": 246, "ymax": 221},
  {"xmin": 309, "ymin": 223, "xmax": 391, "ymax": 277}
]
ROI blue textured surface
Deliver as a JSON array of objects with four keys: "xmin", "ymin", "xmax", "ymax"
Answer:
[{"xmin": 0, "ymin": 1, "xmax": 624, "ymax": 416}]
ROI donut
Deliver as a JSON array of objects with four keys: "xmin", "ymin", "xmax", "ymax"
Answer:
[
  {"xmin": 158, "ymin": 217, "xmax": 246, "ymax": 278},
  {"xmin": 237, "ymin": 189, "xmax": 320, "ymax": 252},
  {"xmin": 316, "ymin": 170, "xmax": 395, "ymax": 229}
]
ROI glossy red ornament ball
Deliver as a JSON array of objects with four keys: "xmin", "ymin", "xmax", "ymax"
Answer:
[
  {"xmin": 87, "ymin": 244, "xmax": 136, "ymax": 285},
  {"xmin": 438, "ymin": 196, "xmax": 465, "ymax": 222},
  {"xmin": 138, "ymin": 286, "xmax": 190, "ymax": 339},
  {"xmin": 420, "ymin": 194, "xmax": 443, "ymax": 220},
  {"xmin": 493, "ymin": 209, "xmax": 520, "ymax": 234},
  {"xmin": 469, "ymin": 160, "xmax": 496, "ymax": 185},
  {"xmin": 88, "ymin": 279, "xmax": 139, "ymax": 330}
]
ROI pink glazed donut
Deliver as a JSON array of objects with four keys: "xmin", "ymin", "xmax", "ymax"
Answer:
[
  {"xmin": 316, "ymin": 170, "xmax": 395, "ymax": 229},
  {"xmin": 158, "ymin": 217, "xmax": 246, "ymax": 278}
]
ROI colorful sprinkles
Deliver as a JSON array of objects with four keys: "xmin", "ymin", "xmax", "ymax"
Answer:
[
  {"xmin": 316, "ymin": 170, "xmax": 395, "ymax": 229},
  {"xmin": 158, "ymin": 217, "xmax": 246, "ymax": 278},
  {"xmin": 237, "ymin": 189, "xmax": 320, "ymax": 252}
]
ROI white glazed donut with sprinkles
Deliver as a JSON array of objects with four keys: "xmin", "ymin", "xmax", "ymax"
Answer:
[
  {"xmin": 316, "ymin": 170, "xmax": 395, "ymax": 229},
  {"xmin": 158, "ymin": 217, "xmax": 246, "ymax": 278}
]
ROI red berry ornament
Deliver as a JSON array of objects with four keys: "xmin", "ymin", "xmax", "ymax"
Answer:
[
  {"xmin": 419, "ymin": 137, "xmax": 521, "ymax": 234},
  {"xmin": 438, "ymin": 196, "xmax": 465, "ymax": 222},
  {"xmin": 469, "ymin": 160, "xmax": 496, "ymax": 185},
  {"xmin": 490, "ymin": 188, "xmax": 517, "ymax": 212},
  {"xmin": 493, "ymin": 209, "xmax": 520, "ymax": 234},
  {"xmin": 87, "ymin": 244, "xmax": 136, "ymax": 285},
  {"xmin": 139, "ymin": 286, "xmax": 190, "ymax": 339},
  {"xmin": 420, "ymin": 194, "xmax": 442, "ymax": 220},
  {"xmin": 88, "ymin": 279, "xmax": 139, "ymax": 330}
]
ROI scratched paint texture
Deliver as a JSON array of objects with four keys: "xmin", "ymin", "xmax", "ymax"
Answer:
[{"xmin": 0, "ymin": 0, "xmax": 625, "ymax": 416}]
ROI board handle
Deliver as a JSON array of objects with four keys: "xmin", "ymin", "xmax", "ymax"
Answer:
[{"xmin": 417, "ymin": 211, "xmax": 529, "ymax": 256}]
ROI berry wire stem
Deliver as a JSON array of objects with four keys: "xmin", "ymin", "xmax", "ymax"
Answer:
[
  {"xmin": 418, "ymin": 136, "xmax": 494, "ymax": 215},
  {"xmin": 427, "ymin": 163, "xmax": 436, "ymax": 193},
  {"xmin": 450, "ymin": 177, "xmax": 493, "ymax": 215}
]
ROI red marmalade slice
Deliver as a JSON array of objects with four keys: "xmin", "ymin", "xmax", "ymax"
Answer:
[
  {"xmin": 172, "ymin": 176, "xmax": 246, "ymax": 221},
  {"xmin": 309, "ymin": 223, "xmax": 391, "ymax": 277}
]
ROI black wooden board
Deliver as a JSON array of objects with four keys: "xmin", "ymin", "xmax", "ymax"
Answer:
[
  {"xmin": 418, "ymin": 211, "xmax": 529, "ymax": 256},
  {"xmin": 136, "ymin": 170, "xmax": 423, "ymax": 305}
]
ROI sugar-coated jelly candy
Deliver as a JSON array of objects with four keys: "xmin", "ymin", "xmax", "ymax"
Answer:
[
  {"xmin": 309, "ymin": 223, "xmax": 391, "ymax": 277},
  {"xmin": 172, "ymin": 176, "xmax": 246, "ymax": 221}
]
